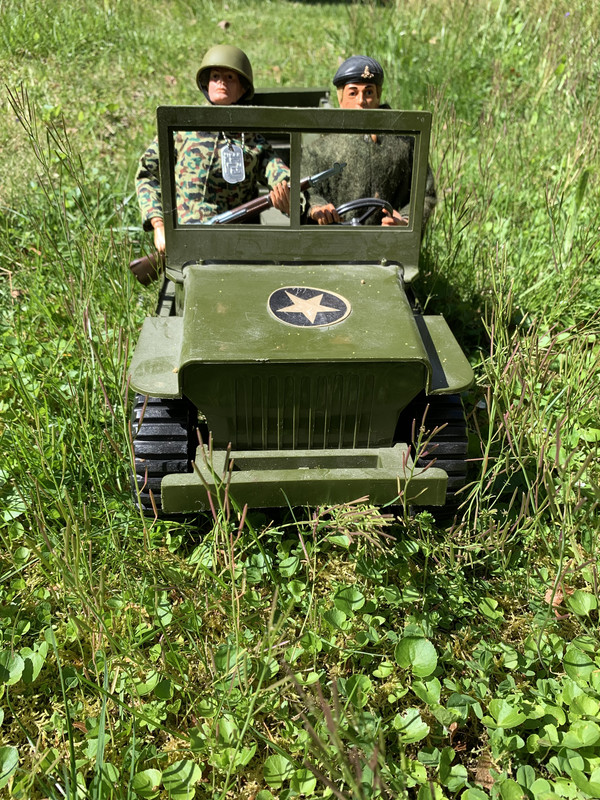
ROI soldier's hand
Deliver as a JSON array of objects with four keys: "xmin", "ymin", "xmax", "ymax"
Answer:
[
  {"xmin": 309, "ymin": 203, "xmax": 342, "ymax": 225},
  {"xmin": 381, "ymin": 208, "xmax": 409, "ymax": 227},
  {"xmin": 270, "ymin": 180, "xmax": 290, "ymax": 216},
  {"xmin": 151, "ymin": 218, "xmax": 166, "ymax": 253}
]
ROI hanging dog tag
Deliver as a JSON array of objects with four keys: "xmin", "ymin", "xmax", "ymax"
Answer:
[{"xmin": 221, "ymin": 143, "xmax": 245, "ymax": 184}]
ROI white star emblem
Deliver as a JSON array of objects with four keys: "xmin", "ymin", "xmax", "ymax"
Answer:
[{"xmin": 278, "ymin": 291, "xmax": 339, "ymax": 323}]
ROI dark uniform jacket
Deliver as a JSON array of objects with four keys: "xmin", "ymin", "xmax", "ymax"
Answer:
[{"xmin": 302, "ymin": 131, "xmax": 436, "ymax": 228}]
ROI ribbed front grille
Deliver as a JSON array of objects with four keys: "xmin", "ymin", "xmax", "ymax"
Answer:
[{"xmin": 233, "ymin": 372, "xmax": 376, "ymax": 449}]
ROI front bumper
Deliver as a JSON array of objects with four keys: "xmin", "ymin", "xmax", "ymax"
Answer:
[{"xmin": 161, "ymin": 444, "xmax": 448, "ymax": 513}]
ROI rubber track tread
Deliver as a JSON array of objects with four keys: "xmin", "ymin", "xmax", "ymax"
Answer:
[
  {"xmin": 396, "ymin": 393, "xmax": 469, "ymax": 505},
  {"xmin": 130, "ymin": 394, "xmax": 196, "ymax": 515}
]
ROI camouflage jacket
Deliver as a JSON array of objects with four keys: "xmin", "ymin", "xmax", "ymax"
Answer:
[
  {"xmin": 301, "ymin": 132, "xmax": 436, "ymax": 228},
  {"xmin": 136, "ymin": 131, "xmax": 289, "ymax": 229}
]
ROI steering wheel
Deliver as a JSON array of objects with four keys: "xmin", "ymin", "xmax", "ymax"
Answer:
[{"xmin": 334, "ymin": 197, "xmax": 394, "ymax": 226}]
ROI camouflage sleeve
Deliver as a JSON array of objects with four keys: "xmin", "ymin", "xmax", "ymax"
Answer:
[
  {"xmin": 257, "ymin": 139, "xmax": 290, "ymax": 188},
  {"xmin": 135, "ymin": 138, "xmax": 163, "ymax": 231}
]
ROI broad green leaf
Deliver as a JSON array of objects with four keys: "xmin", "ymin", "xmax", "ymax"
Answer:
[
  {"xmin": 0, "ymin": 652, "xmax": 24, "ymax": 686},
  {"xmin": 561, "ymin": 677, "xmax": 585, "ymax": 704},
  {"xmin": 294, "ymin": 671, "xmax": 320, "ymax": 686},
  {"xmin": 195, "ymin": 697, "xmax": 217, "ymax": 718},
  {"xmin": 555, "ymin": 748, "xmax": 585, "ymax": 773},
  {"xmin": 345, "ymin": 674, "xmax": 372, "ymax": 709},
  {"xmin": 563, "ymin": 646, "xmax": 596, "ymax": 682},
  {"xmin": 486, "ymin": 699, "xmax": 526, "ymax": 729},
  {"xmin": 567, "ymin": 590, "xmax": 597, "ymax": 617},
  {"xmin": 2, "ymin": 494, "xmax": 26, "ymax": 522},
  {"xmin": 447, "ymin": 693, "xmax": 480, "ymax": 721},
  {"xmin": 214, "ymin": 645, "xmax": 250, "ymax": 681},
  {"xmin": 395, "ymin": 637, "xmax": 438, "ymax": 677},
  {"xmin": 279, "ymin": 555, "xmax": 299, "ymax": 577},
  {"xmin": 155, "ymin": 591, "xmax": 172, "ymax": 626},
  {"xmin": 264, "ymin": 754, "xmax": 294, "ymax": 788},
  {"xmin": 539, "ymin": 723, "xmax": 560, "ymax": 747},
  {"xmin": 373, "ymin": 661, "xmax": 394, "ymax": 679},
  {"xmin": 155, "ymin": 679, "xmax": 174, "ymax": 700},
  {"xmin": 517, "ymin": 764, "xmax": 536, "ymax": 789},
  {"xmin": 334, "ymin": 586, "xmax": 365, "ymax": 616},
  {"xmin": 162, "ymin": 760, "xmax": 201, "ymax": 794},
  {"xmin": 288, "ymin": 580, "xmax": 306, "ymax": 601},
  {"xmin": 21, "ymin": 645, "xmax": 47, "ymax": 684},
  {"xmin": 579, "ymin": 427, "xmax": 600, "ymax": 443},
  {"xmin": 393, "ymin": 708, "xmax": 429, "ymax": 743},
  {"xmin": 217, "ymin": 715, "xmax": 239, "ymax": 745},
  {"xmin": 90, "ymin": 762, "xmax": 120, "ymax": 796},
  {"xmin": 529, "ymin": 778, "xmax": 553, "ymax": 796},
  {"xmin": 13, "ymin": 547, "xmax": 30, "ymax": 565},
  {"xmin": 439, "ymin": 746, "xmax": 454, "ymax": 783},
  {"xmin": 135, "ymin": 670, "xmax": 160, "ymax": 696},
  {"xmin": 131, "ymin": 768, "xmax": 162, "ymax": 798},
  {"xmin": 417, "ymin": 748, "xmax": 441, "ymax": 766},
  {"xmin": 568, "ymin": 694, "xmax": 599, "ymax": 717},
  {"xmin": 327, "ymin": 534, "xmax": 351, "ymax": 548},
  {"xmin": 0, "ymin": 746, "xmax": 19, "ymax": 789},
  {"xmin": 431, "ymin": 706, "xmax": 461, "ymax": 727},
  {"xmin": 561, "ymin": 720, "xmax": 600, "ymax": 749},
  {"xmin": 167, "ymin": 790, "xmax": 195, "ymax": 800},
  {"xmin": 322, "ymin": 609, "xmax": 349, "ymax": 630},
  {"xmin": 412, "ymin": 677, "xmax": 441, "ymax": 705},
  {"xmin": 233, "ymin": 744, "xmax": 256, "ymax": 769},
  {"xmin": 300, "ymin": 631, "xmax": 322, "ymax": 654},
  {"xmin": 409, "ymin": 761, "xmax": 427, "ymax": 783},
  {"xmin": 290, "ymin": 767, "xmax": 316, "ymax": 795},
  {"xmin": 570, "ymin": 768, "xmax": 600, "ymax": 798},
  {"xmin": 498, "ymin": 779, "xmax": 525, "ymax": 800},
  {"xmin": 461, "ymin": 789, "xmax": 489, "ymax": 799},
  {"xmin": 479, "ymin": 597, "xmax": 504, "ymax": 620},
  {"xmin": 446, "ymin": 765, "xmax": 468, "ymax": 792},
  {"xmin": 504, "ymin": 734, "xmax": 525, "ymax": 751},
  {"xmin": 417, "ymin": 783, "xmax": 444, "ymax": 800}
]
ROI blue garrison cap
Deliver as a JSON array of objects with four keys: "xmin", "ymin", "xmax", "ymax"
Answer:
[{"xmin": 333, "ymin": 55, "xmax": 384, "ymax": 88}]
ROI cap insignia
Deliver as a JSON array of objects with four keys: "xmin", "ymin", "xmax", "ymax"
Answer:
[{"xmin": 361, "ymin": 65, "xmax": 374, "ymax": 80}]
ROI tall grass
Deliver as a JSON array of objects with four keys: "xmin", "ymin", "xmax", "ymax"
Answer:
[{"xmin": 0, "ymin": 0, "xmax": 599, "ymax": 798}]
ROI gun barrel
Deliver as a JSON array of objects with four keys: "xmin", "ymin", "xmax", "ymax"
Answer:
[
  {"xmin": 307, "ymin": 162, "xmax": 346, "ymax": 187},
  {"xmin": 210, "ymin": 162, "xmax": 346, "ymax": 225}
]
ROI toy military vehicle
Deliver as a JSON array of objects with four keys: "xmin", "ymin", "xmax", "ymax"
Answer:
[{"xmin": 128, "ymin": 100, "xmax": 473, "ymax": 515}]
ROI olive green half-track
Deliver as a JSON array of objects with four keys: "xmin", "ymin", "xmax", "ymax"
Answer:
[{"xmin": 128, "ymin": 91, "xmax": 473, "ymax": 515}]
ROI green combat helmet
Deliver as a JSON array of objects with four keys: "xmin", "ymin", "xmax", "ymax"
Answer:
[{"xmin": 196, "ymin": 45, "xmax": 254, "ymax": 103}]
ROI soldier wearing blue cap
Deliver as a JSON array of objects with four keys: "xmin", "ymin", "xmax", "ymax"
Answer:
[{"xmin": 303, "ymin": 55, "xmax": 436, "ymax": 227}]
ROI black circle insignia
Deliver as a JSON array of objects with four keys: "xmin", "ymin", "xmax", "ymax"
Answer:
[{"xmin": 268, "ymin": 286, "xmax": 351, "ymax": 328}]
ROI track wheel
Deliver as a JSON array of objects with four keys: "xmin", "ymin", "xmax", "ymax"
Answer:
[
  {"xmin": 396, "ymin": 393, "xmax": 469, "ymax": 506},
  {"xmin": 130, "ymin": 394, "xmax": 197, "ymax": 515}
]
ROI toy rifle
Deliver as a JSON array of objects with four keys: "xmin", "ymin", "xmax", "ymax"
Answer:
[
  {"xmin": 129, "ymin": 162, "xmax": 345, "ymax": 283},
  {"xmin": 209, "ymin": 161, "xmax": 346, "ymax": 224}
]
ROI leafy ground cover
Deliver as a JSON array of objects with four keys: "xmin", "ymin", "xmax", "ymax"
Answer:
[{"xmin": 0, "ymin": 0, "xmax": 599, "ymax": 798}]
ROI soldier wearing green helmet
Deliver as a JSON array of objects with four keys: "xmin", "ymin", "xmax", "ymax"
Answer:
[
  {"xmin": 135, "ymin": 45, "xmax": 290, "ymax": 254},
  {"xmin": 196, "ymin": 44, "xmax": 255, "ymax": 103},
  {"xmin": 302, "ymin": 55, "xmax": 436, "ymax": 228}
]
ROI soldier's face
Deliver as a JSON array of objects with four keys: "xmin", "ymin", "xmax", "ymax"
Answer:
[
  {"xmin": 339, "ymin": 83, "xmax": 380, "ymax": 110},
  {"xmin": 208, "ymin": 69, "xmax": 245, "ymax": 105}
]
